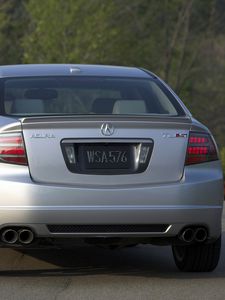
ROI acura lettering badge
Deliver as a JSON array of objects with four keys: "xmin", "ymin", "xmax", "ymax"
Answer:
[{"xmin": 101, "ymin": 123, "xmax": 114, "ymax": 136}]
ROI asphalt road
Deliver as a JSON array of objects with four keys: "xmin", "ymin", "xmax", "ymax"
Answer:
[{"xmin": 0, "ymin": 211, "xmax": 224, "ymax": 300}]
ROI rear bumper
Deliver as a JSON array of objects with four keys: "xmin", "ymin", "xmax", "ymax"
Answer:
[{"xmin": 0, "ymin": 161, "xmax": 223, "ymax": 240}]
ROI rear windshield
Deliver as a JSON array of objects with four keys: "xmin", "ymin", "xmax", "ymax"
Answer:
[{"xmin": 3, "ymin": 76, "xmax": 185, "ymax": 116}]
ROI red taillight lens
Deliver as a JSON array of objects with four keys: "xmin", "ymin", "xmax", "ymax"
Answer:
[
  {"xmin": 0, "ymin": 133, "xmax": 28, "ymax": 165},
  {"xmin": 185, "ymin": 132, "xmax": 218, "ymax": 165}
]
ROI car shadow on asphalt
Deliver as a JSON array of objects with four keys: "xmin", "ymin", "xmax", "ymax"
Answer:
[{"xmin": 0, "ymin": 232, "xmax": 224, "ymax": 278}]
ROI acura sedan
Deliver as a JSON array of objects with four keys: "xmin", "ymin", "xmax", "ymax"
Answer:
[{"xmin": 0, "ymin": 64, "xmax": 223, "ymax": 272}]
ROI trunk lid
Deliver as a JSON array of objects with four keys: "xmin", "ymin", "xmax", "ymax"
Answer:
[{"xmin": 21, "ymin": 116, "xmax": 192, "ymax": 186}]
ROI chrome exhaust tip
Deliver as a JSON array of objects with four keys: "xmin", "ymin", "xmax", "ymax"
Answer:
[
  {"xmin": 18, "ymin": 229, "xmax": 34, "ymax": 245},
  {"xmin": 194, "ymin": 227, "xmax": 208, "ymax": 242},
  {"xmin": 1, "ymin": 229, "xmax": 18, "ymax": 244},
  {"xmin": 180, "ymin": 228, "xmax": 195, "ymax": 243}
]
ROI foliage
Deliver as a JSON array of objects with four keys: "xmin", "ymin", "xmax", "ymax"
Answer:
[
  {"xmin": 0, "ymin": 0, "xmax": 28, "ymax": 65},
  {"xmin": 221, "ymin": 148, "xmax": 225, "ymax": 177}
]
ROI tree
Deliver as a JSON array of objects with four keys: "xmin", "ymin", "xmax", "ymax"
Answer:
[{"xmin": 0, "ymin": 0, "xmax": 28, "ymax": 64}]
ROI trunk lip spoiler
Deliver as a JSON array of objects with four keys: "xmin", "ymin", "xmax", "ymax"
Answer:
[{"xmin": 20, "ymin": 115, "xmax": 192, "ymax": 125}]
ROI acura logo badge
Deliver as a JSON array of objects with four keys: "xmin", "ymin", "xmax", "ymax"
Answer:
[{"xmin": 101, "ymin": 123, "xmax": 114, "ymax": 136}]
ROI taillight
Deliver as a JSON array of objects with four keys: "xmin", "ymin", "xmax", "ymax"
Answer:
[
  {"xmin": 0, "ymin": 133, "xmax": 28, "ymax": 165},
  {"xmin": 185, "ymin": 132, "xmax": 218, "ymax": 165}
]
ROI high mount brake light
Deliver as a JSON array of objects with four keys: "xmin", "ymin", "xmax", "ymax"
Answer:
[
  {"xmin": 0, "ymin": 133, "xmax": 28, "ymax": 165},
  {"xmin": 185, "ymin": 132, "xmax": 218, "ymax": 165}
]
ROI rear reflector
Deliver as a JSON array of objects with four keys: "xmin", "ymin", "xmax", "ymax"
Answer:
[
  {"xmin": 0, "ymin": 133, "xmax": 27, "ymax": 165},
  {"xmin": 185, "ymin": 132, "xmax": 218, "ymax": 165}
]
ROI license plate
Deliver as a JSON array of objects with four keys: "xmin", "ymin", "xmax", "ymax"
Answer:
[{"xmin": 79, "ymin": 144, "xmax": 131, "ymax": 169}]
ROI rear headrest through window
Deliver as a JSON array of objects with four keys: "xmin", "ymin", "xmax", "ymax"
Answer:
[
  {"xmin": 11, "ymin": 99, "xmax": 44, "ymax": 114},
  {"xmin": 113, "ymin": 100, "xmax": 147, "ymax": 114}
]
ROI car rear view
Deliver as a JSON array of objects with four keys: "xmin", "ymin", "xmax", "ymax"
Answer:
[{"xmin": 0, "ymin": 64, "xmax": 223, "ymax": 272}]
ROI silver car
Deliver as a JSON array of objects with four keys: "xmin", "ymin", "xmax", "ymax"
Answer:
[{"xmin": 0, "ymin": 64, "xmax": 223, "ymax": 272}]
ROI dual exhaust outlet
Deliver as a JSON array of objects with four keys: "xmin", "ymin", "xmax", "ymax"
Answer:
[
  {"xmin": 180, "ymin": 227, "xmax": 208, "ymax": 243},
  {"xmin": 1, "ymin": 228, "xmax": 34, "ymax": 245}
]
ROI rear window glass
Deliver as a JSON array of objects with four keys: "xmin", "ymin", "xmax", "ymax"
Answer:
[{"xmin": 3, "ymin": 76, "xmax": 184, "ymax": 116}]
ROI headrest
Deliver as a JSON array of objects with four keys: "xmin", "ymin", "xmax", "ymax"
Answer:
[
  {"xmin": 113, "ymin": 100, "xmax": 147, "ymax": 114},
  {"xmin": 12, "ymin": 99, "xmax": 44, "ymax": 114}
]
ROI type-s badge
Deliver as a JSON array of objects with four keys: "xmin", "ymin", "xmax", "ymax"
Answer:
[{"xmin": 162, "ymin": 133, "xmax": 188, "ymax": 138}]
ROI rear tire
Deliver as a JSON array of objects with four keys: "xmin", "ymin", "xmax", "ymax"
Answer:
[{"xmin": 172, "ymin": 236, "xmax": 221, "ymax": 272}]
